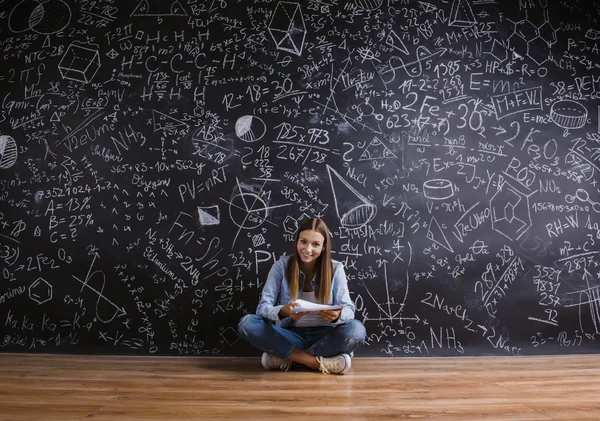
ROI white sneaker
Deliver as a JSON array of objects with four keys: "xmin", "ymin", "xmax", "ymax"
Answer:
[
  {"xmin": 316, "ymin": 353, "xmax": 351, "ymax": 375},
  {"xmin": 261, "ymin": 352, "xmax": 292, "ymax": 371}
]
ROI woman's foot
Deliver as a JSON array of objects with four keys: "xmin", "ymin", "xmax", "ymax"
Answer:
[
  {"xmin": 316, "ymin": 353, "xmax": 352, "ymax": 374},
  {"xmin": 261, "ymin": 352, "xmax": 292, "ymax": 371}
]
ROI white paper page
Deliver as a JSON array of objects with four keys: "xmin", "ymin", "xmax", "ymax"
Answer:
[{"xmin": 293, "ymin": 299, "xmax": 343, "ymax": 313}]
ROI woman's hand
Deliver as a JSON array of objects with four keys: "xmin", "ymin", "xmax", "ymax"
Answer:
[
  {"xmin": 279, "ymin": 302, "xmax": 306, "ymax": 320},
  {"xmin": 317, "ymin": 307, "xmax": 342, "ymax": 323}
]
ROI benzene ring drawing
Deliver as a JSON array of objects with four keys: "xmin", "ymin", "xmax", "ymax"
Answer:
[
  {"xmin": 268, "ymin": 2, "xmax": 307, "ymax": 56},
  {"xmin": 29, "ymin": 277, "xmax": 52, "ymax": 304},
  {"xmin": 9, "ymin": 0, "xmax": 72, "ymax": 35}
]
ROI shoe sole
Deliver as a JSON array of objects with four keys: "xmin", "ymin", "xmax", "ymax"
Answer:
[
  {"xmin": 261, "ymin": 352, "xmax": 270, "ymax": 369},
  {"xmin": 338, "ymin": 354, "xmax": 352, "ymax": 374}
]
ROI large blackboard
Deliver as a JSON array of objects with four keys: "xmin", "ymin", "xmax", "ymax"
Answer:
[{"xmin": 0, "ymin": 0, "xmax": 599, "ymax": 356}]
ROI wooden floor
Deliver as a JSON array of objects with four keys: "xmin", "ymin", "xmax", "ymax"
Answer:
[{"xmin": 0, "ymin": 353, "xmax": 599, "ymax": 420}]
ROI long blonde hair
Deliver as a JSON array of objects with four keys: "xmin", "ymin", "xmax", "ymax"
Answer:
[{"xmin": 286, "ymin": 218, "xmax": 334, "ymax": 304}]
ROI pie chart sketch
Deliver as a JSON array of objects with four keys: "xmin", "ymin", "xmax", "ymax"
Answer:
[
  {"xmin": 0, "ymin": 136, "xmax": 18, "ymax": 169},
  {"xmin": 9, "ymin": 0, "xmax": 72, "ymax": 35},
  {"xmin": 229, "ymin": 192, "xmax": 269, "ymax": 230},
  {"xmin": 235, "ymin": 115, "xmax": 266, "ymax": 142}
]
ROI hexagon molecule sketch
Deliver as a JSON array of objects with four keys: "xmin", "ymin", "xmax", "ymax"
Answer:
[
  {"xmin": 29, "ymin": 277, "xmax": 53, "ymax": 304},
  {"xmin": 507, "ymin": 10, "xmax": 557, "ymax": 65}
]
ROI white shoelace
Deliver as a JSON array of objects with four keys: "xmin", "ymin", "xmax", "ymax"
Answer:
[
  {"xmin": 273, "ymin": 356, "xmax": 291, "ymax": 371},
  {"xmin": 316, "ymin": 356, "xmax": 340, "ymax": 374}
]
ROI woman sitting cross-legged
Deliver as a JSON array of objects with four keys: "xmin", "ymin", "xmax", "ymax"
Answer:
[{"xmin": 238, "ymin": 217, "xmax": 366, "ymax": 375}]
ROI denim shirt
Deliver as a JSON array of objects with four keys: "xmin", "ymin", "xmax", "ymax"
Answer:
[{"xmin": 256, "ymin": 255, "xmax": 356, "ymax": 328}]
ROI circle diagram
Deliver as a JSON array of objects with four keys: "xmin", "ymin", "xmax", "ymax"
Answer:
[
  {"xmin": 0, "ymin": 136, "xmax": 18, "ymax": 169},
  {"xmin": 235, "ymin": 115, "xmax": 266, "ymax": 142},
  {"xmin": 229, "ymin": 192, "xmax": 268, "ymax": 229},
  {"xmin": 9, "ymin": 0, "xmax": 72, "ymax": 35}
]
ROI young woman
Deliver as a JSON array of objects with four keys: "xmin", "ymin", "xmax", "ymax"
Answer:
[{"xmin": 238, "ymin": 217, "xmax": 366, "ymax": 374}]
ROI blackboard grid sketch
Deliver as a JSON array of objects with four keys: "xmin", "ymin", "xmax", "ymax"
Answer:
[
  {"xmin": 0, "ymin": 135, "xmax": 18, "ymax": 170},
  {"xmin": 8, "ymin": 0, "xmax": 72, "ymax": 35},
  {"xmin": 268, "ymin": 2, "xmax": 306, "ymax": 56},
  {"xmin": 58, "ymin": 43, "xmax": 101, "ymax": 84},
  {"xmin": 131, "ymin": 0, "xmax": 187, "ymax": 17},
  {"xmin": 327, "ymin": 165, "xmax": 377, "ymax": 229}
]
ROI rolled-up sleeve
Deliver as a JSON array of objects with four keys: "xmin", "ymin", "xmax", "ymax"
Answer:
[
  {"xmin": 256, "ymin": 261, "xmax": 285, "ymax": 322},
  {"xmin": 332, "ymin": 263, "xmax": 355, "ymax": 324}
]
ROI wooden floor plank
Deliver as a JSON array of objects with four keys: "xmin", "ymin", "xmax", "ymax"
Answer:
[{"xmin": 0, "ymin": 353, "xmax": 599, "ymax": 421}]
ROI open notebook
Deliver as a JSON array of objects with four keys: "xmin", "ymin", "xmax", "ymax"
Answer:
[{"xmin": 293, "ymin": 299, "xmax": 343, "ymax": 313}]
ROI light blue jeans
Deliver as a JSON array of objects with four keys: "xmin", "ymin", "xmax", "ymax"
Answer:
[{"xmin": 238, "ymin": 314, "xmax": 367, "ymax": 360}]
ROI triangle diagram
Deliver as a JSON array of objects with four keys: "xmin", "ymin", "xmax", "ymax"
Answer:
[
  {"xmin": 131, "ymin": 0, "xmax": 187, "ymax": 16},
  {"xmin": 449, "ymin": 0, "xmax": 476, "ymax": 27},
  {"xmin": 327, "ymin": 165, "xmax": 376, "ymax": 228},
  {"xmin": 385, "ymin": 30, "xmax": 409, "ymax": 55},
  {"xmin": 152, "ymin": 110, "xmax": 188, "ymax": 133},
  {"xmin": 277, "ymin": 33, "xmax": 297, "ymax": 52},
  {"xmin": 427, "ymin": 217, "xmax": 454, "ymax": 252},
  {"xmin": 419, "ymin": 1, "xmax": 437, "ymax": 13},
  {"xmin": 198, "ymin": 206, "xmax": 220, "ymax": 226},
  {"xmin": 359, "ymin": 137, "xmax": 397, "ymax": 161}
]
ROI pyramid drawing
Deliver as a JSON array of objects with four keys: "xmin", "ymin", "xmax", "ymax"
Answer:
[
  {"xmin": 268, "ymin": 2, "xmax": 307, "ymax": 56},
  {"xmin": 427, "ymin": 217, "xmax": 454, "ymax": 252},
  {"xmin": 419, "ymin": 1, "xmax": 437, "ymax": 13},
  {"xmin": 359, "ymin": 137, "xmax": 397, "ymax": 161},
  {"xmin": 198, "ymin": 205, "xmax": 220, "ymax": 226},
  {"xmin": 153, "ymin": 110, "xmax": 188, "ymax": 133},
  {"xmin": 385, "ymin": 30, "xmax": 409, "ymax": 55},
  {"xmin": 449, "ymin": 0, "xmax": 476, "ymax": 27},
  {"xmin": 132, "ymin": 0, "xmax": 187, "ymax": 16}
]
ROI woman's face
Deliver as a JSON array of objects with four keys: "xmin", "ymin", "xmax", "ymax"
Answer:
[{"xmin": 296, "ymin": 229, "xmax": 325, "ymax": 267}]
